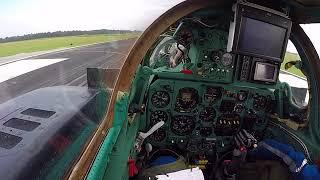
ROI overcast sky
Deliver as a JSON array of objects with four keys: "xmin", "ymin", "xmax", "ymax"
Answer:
[
  {"xmin": 0, "ymin": 0, "xmax": 184, "ymax": 38},
  {"xmin": 1, "ymin": 0, "xmax": 320, "ymax": 53}
]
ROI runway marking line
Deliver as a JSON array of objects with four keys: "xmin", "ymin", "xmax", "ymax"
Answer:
[{"xmin": 0, "ymin": 58, "xmax": 68, "ymax": 83}]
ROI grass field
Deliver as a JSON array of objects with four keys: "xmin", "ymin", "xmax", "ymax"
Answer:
[
  {"xmin": 281, "ymin": 52, "xmax": 305, "ymax": 78},
  {"xmin": 0, "ymin": 33, "xmax": 139, "ymax": 57}
]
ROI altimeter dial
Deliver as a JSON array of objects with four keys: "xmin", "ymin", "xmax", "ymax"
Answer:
[
  {"xmin": 171, "ymin": 115, "xmax": 195, "ymax": 136},
  {"xmin": 151, "ymin": 91, "xmax": 170, "ymax": 108},
  {"xmin": 150, "ymin": 110, "xmax": 168, "ymax": 125},
  {"xmin": 199, "ymin": 107, "xmax": 216, "ymax": 122}
]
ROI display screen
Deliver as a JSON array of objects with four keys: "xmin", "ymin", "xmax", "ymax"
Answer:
[
  {"xmin": 254, "ymin": 62, "xmax": 277, "ymax": 82},
  {"xmin": 238, "ymin": 17, "xmax": 287, "ymax": 59}
]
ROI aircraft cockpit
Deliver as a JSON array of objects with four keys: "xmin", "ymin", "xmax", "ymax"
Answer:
[
  {"xmin": 0, "ymin": 0, "xmax": 319, "ymax": 180},
  {"xmin": 126, "ymin": 1, "xmax": 313, "ymax": 179}
]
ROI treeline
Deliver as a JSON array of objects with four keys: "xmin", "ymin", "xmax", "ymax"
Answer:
[{"xmin": 0, "ymin": 29, "xmax": 140, "ymax": 43}]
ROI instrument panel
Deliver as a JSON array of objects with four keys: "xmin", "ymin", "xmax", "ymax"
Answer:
[
  {"xmin": 146, "ymin": 79, "xmax": 275, "ymax": 153},
  {"xmin": 180, "ymin": 28, "xmax": 236, "ymax": 83},
  {"xmin": 146, "ymin": 17, "xmax": 280, "ymax": 155}
]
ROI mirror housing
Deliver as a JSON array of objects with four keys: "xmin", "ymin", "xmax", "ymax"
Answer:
[{"xmin": 284, "ymin": 60, "xmax": 302, "ymax": 70}]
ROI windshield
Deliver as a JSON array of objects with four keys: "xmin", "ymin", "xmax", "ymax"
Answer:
[
  {"xmin": 280, "ymin": 40, "xmax": 309, "ymax": 107},
  {"xmin": 0, "ymin": 0, "xmax": 184, "ymax": 179},
  {"xmin": 279, "ymin": 23, "xmax": 320, "ymax": 108}
]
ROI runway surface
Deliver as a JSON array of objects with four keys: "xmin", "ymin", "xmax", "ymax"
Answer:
[{"xmin": 0, "ymin": 39, "xmax": 136, "ymax": 103}]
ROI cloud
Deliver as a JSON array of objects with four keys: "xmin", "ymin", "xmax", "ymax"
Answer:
[
  {"xmin": 301, "ymin": 24, "xmax": 320, "ymax": 54},
  {"xmin": 1, "ymin": 0, "xmax": 320, "ymax": 56},
  {"xmin": 0, "ymin": 0, "xmax": 184, "ymax": 38}
]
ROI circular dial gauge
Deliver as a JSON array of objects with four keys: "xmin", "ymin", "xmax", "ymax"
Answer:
[
  {"xmin": 150, "ymin": 128, "xmax": 166, "ymax": 142},
  {"xmin": 237, "ymin": 91, "xmax": 248, "ymax": 101},
  {"xmin": 151, "ymin": 91, "xmax": 170, "ymax": 108},
  {"xmin": 171, "ymin": 115, "xmax": 195, "ymax": 136},
  {"xmin": 204, "ymin": 87, "xmax": 222, "ymax": 103},
  {"xmin": 150, "ymin": 110, "xmax": 168, "ymax": 125},
  {"xmin": 234, "ymin": 104, "xmax": 245, "ymax": 113},
  {"xmin": 175, "ymin": 88, "xmax": 199, "ymax": 112},
  {"xmin": 221, "ymin": 53, "xmax": 233, "ymax": 66},
  {"xmin": 253, "ymin": 94, "xmax": 267, "ymax": 109},
  {"xmin": 199, "ymin": 107, "xmax": 216, "ymax": 122},
  {"xmin": 210, "ymin": 50, "xmax": 223, "ymax": 61}
]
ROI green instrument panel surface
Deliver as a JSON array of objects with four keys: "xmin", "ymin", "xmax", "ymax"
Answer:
[
  {"xmin": 146, "ymin": 79, "xmax": 275, "ymax": 153},
  {"xmin": 152, "ymin": 28, "xmax": 237, "ymax": 84},
  {"xmin": 189, "ymin": 29, "xmax": 235, "ymax": 83}
]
